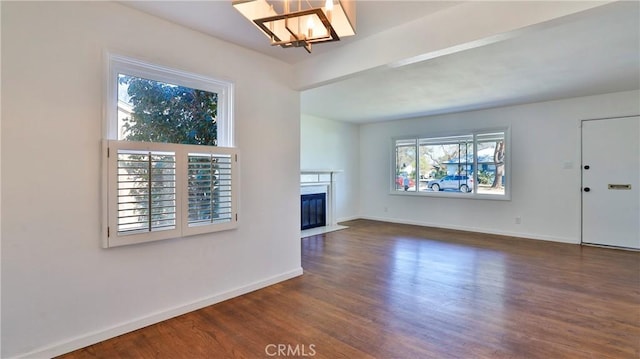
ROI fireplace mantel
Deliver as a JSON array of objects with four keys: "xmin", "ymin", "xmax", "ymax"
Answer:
[
  {"xmin": 300, "ymin": 170, "xmax": 347, "ymax": 237},
  {"xmin": 301, "ymin": 170, "xmax": 342, "ymax": 183}
]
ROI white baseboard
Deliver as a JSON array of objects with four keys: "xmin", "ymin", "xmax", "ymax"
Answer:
[
  {"xmin": 336, "ymin": 215, "xmax": 360, "ymax": 223},
  {"xmin": 15, "ymin": 268, "xmax": 304, "ymax": 359},
  {"xmin": 359, "ymin": 216, "xmax": 579, "ymax": 244}
]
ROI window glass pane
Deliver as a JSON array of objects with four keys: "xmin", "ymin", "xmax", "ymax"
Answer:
[
  {"xmin": 395, "ymin": 139, "xmax": 416, "ymax": 192},
  {"xmin": 418, "ymin": 145, "xmax": 432, "ymax": 191},
  {"xmin": 421, "ymin": 141, "xmax": 474, "ymax": 193},
  {"xmin": 477, "ymin": 133, "xmax": 506, "ymax": 195},
  {"xmin": 118, "ymin": 74, "xmax": 218, "ymax": 146}
]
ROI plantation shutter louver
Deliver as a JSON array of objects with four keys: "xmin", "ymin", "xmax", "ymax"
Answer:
[
  {"xmin": 117, "ymin": 150, "xmax": 177, "ymax": 234},
  {"xmin": 188, "ymin": 153, "xmax": 233, "ymax": 226}
]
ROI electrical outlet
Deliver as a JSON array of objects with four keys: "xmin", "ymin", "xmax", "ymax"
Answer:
[
  {"xmin": 384, "ymin": 206, "xmax": 388, "ymax": 212},
  {"xmin": 515, "ymin": 216, "xmax": 522, "ymax": 224}
]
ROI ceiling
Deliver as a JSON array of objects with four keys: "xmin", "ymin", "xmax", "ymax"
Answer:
[
  {"xmin": 122, "ymin": 1, "xmax": 639, "ymax": 124},
  {"xmin": 122, "ymin": 1, "xmax": 462, "ymax": 64}
]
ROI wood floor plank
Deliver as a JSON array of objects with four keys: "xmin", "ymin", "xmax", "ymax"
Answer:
[{"xmin": 59, "ymin": 220, "xmax": 640, "ymax": 358}]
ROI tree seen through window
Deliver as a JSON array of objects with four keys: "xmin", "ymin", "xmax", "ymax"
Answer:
[{"xmin": 118, "ymin": 74, "xmax": 218, "ymax": 146}]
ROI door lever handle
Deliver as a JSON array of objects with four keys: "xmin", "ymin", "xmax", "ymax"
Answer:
[{"xmin": 583, "ymin": 187, "xmax": 591, "ymax": 192}]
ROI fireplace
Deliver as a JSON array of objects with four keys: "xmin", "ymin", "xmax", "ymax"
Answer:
[
  {"xmin": 300, "ymin": 170, "xmax": 348, "ymax": 236},
  {"xmin": 301, "ymin": 193, "xmax": 326, "ymax": 230}
]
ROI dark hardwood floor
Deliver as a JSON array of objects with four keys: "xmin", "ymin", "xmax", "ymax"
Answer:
[{"xmin": 60, "ymin": 220, "xmax": 640, "ymax": 358}]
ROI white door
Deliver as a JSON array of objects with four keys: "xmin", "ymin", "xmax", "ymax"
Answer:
[{"xmin": 582, "ymin": 116, "xmax": 639, "ymax": 249}]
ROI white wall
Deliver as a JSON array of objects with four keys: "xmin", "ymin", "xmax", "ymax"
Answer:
[
  {"xmin": 359, "ymin": 90, "xmax": 640, "ymax": 243},
  {"xmin": 301, "ymin": 114, "xmax": 359, "ymax": 222},
  {"xmin": 0, "ymin": 3, "xmax": 3, "ymax": 355},
  {"xmin": 1, "ymin": 2, "xmax": 301, "ymax": 358}
]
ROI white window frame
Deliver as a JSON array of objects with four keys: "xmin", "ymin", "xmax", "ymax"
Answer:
[
  {"xmin": 102, "ymin": 54, "xmax": 237, "ymax": 248},
  {"xmin": 105, "ymin": 53, "xmax": 233, "ymax": 146},
  {"xmin": 391, "ymin": 128, "xmax": 511, "ymax": 201}
]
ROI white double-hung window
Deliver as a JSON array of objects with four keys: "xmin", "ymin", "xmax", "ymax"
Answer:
[{"xmin": 103, "ymin": 54, "xmax": 238, "ymax": 248}]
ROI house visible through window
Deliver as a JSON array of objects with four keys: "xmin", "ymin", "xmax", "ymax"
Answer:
[
  {"xmin": 104, "ymin": 54, "xmax": 237, "ymax": 248},
  {"xmin": 393, "ymin": 130, "xmax": 508, "ymax": 198}
]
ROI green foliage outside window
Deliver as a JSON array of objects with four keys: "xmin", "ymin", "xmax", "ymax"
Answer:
[{"xmin": 119, "ymin": 74, "xmax": 218, "ymax": 146}]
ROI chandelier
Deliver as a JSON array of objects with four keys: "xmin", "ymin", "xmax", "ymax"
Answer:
[{"xmin": 232, "ymin": 0, "xmax": 356, "ymax": 53}]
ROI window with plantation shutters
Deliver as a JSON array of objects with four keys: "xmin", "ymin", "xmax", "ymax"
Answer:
[
  {"xmin": 103, "ymin": 54, "xmax": 237, "ymax": 248},
  {"xmin": 105, "ymin": 141, "xmax": 238, "ymax": 247}
]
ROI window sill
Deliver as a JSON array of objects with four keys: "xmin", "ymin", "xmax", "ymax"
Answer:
[{"xmin": 389, "ymin": 190, "xmax": 510, "ymax": 201}]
